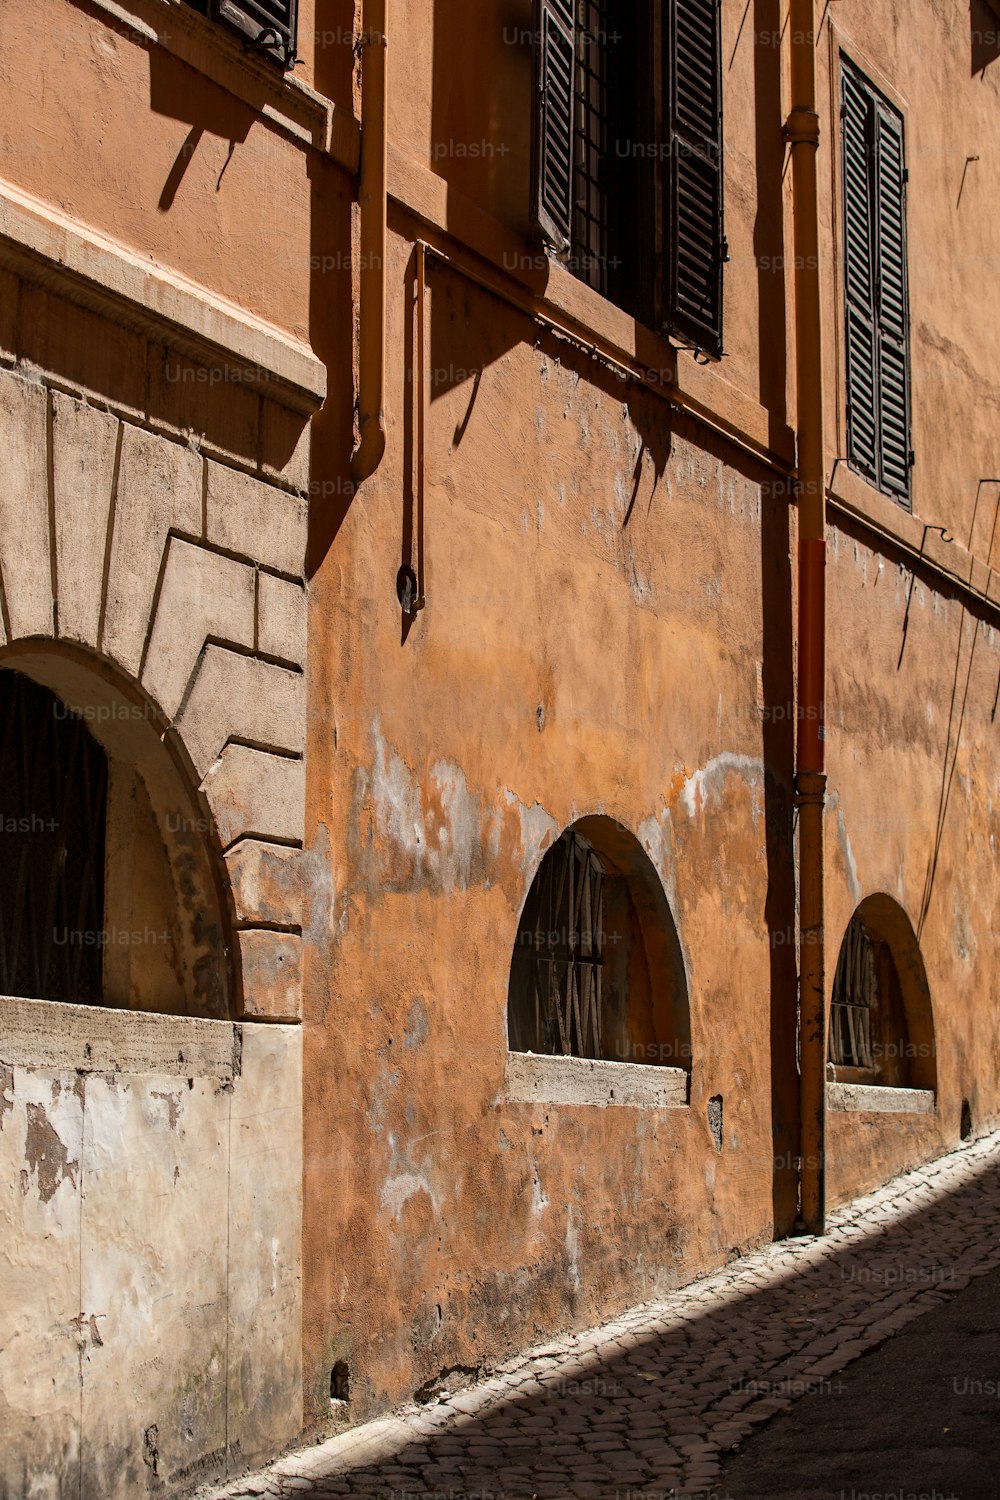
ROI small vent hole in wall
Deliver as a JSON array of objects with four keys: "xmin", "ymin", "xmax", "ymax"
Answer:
[
  {"xmin": 708, "ymin": 1094, "xmax": 724, "ymax": 1152},
  {"xmin": 961, "ymin": 1098, "xmax": 973, "ymax": 1141},
  {"xmin": 330, "ymin": 1361, "xmax": 350, "ymax": 1402}
]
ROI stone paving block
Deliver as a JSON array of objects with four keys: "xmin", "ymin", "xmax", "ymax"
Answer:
[{"xmin": 206, "ymin": 1129, "xmax": 1000, "ymax": 1500}]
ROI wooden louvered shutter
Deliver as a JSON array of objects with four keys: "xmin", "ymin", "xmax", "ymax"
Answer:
[
  {"xmin": 182, "ymin": 0, "xmax": 299, "ymax": 66},
  {"xmin": 842, "ymin": 60, "xmax": 911, "ymax": 504},
  {"xmin": 874, "ymin": 101, "xmax": 911, "ymax": 502},
  {"xmin": 842, "ymin": 65, "xmax": 879, "ymax": 486},
  {"xmin": 665, "ymin": 0, "xmax": 724, "ymax": 355},
  {"xmin": 531, "ymin": 0, "xmax": 576, "ymax": 250}
]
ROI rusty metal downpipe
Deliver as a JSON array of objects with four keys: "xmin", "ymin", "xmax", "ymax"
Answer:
[
  {"xmin": 350, "ymin": 0, "xmax": 388, "ymax": 485},
  {"xmin": 787, "ymin": 0, "xmax": 827, "ymax": 1234}
]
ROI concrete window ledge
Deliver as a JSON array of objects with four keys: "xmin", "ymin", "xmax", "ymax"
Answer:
[
  {"xmin": 827, "ymin": 1081, "xmax": 936, "ymax": 1115},
  {"xmin": 506, "ymin": 1051, "xmax": 688, "ymax": 1108},
  {"xmin": 0, "ymin": 992, "xmax": 242, "ymax": 1079}
]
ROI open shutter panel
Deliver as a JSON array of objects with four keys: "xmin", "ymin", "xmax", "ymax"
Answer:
[
  {"xmin": 842, "ymin": 65, "xmax": 879, "ymax": 486},
  {"xmin": 874, "ymin": 102, "xmax": 911, "ymax": 503},
  {"xmin": 189, "ymin": 0, "xmax": 298, "ymax": 65},
  {"xmin": 666, "ymin": 0, "xmax": 724, "ymax": 355},
  {"xmin": 531, "ymin": 0, "xmax": 576, "ymax": 250}
]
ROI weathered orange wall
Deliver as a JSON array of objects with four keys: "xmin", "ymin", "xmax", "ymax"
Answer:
[
  {"xmin": 6, "ymin": 0, "xmax": 1000, "ymax": 1460},
  {"xmin": 299, "ymin": 0, "xmax": 1000, "ymax": 1423}
]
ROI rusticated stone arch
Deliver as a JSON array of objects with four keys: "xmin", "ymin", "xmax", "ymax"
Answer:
[
  {"xmin": 828, "ymin": 893, "xmax": 936, "ymax": 1093},
  {"xmin": 0, "ymin": 644, "xmax": 234, "ymax": 1018},
  {"xmin": 0, "ymin": 368, "xmax": 308, "ymax": 1019},
  {"xmin": 507, "ymin": 813, "xmax": 691, "ymax": 1071}
]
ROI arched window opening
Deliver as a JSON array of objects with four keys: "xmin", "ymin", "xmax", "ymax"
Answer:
[
  {"xmin": 508, "ymin": 816, "xmax": 690, "ymax": 1071},
  {"xmin": 0, "ymin": 658, "xmax": 232, "ymax": 1018},
  {"xmin": 828, "ymin": 898, "xmax": 935, "ymax": 1092},
  {"xmin": 0, "ymin": 671, "xmax": 108, "ymax": 1003}
]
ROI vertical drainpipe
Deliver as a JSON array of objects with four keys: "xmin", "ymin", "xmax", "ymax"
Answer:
[
  {"xmin": 350, "ymin": 0, "xmax": 388, "ymax": 485},
  {"xmin": 787, "ymin": 0, "xmax": 827, "ymax": 1233}
]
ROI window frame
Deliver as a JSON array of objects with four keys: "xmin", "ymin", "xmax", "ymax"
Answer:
[{"xmin": 530, "ymin": 0, "xmax": 725, "ymax": 356}]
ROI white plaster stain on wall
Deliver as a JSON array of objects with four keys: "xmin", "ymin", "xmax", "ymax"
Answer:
[
  {"xmin": 371, "ymin": 718, "xmax": 425, "ymax": 865},
  {"xmin": 678, "ymin": 752, "xmax": 764, "ymax": 827},
  {"xmin": 503, "ymin": 790, "xmax": 559, "ymax": 887},
  {"xmin": 428, "ymin": 761, "xmax": 480, "ymax": 892},
  {"xmin": 380, "ymin": 1172, "xmax": 441, "ymax": 1222}
]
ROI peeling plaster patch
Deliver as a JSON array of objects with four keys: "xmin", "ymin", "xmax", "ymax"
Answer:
[
  {"xmin": 380, "ymin": 1172, "xmax": 440, "ymax": 1222},
  {"xmin": 531, "ymin": 1174, "xmax": 549, "ymax": 1215},
  {"xmin": 428, "ymin": 761, "xmax": 480, "ymax": 892},
  {"xmin": 953, "ymin": 893, "xmax": 977, "ymax": 965},
  {"xmin": 23, "ymin": 1102, "xmax": 78, "ymax": 1203},
  {"xmin": 835, "ymin": 801, "xmax": 862, "ymax": 908},
  {"xmin": 363, "ymin": 726, "xmax": 485, "ymax": 894},
  {"xmin": 404, "ymin": 996, "xmax": 429, "ymax": 1052},
  {"xmin": 678, "ymin": 753, "xmax": 763, "ymax": 822},
  {"xmin": 371, "ymin": 718, "xmax": 426, "ymax": 867},
  {"xmin": 302, "ymin": 822, "xmax": 336, "ymax": 949},
  {"xmin": 0, "ymin": 1064, "xmax": 12, "ymax": 1129},
  {"xmin": 151, "ymin": 1090, "xmax": 182, "ymax": 1130},
  {"xmin": 565, "ymin": 1210, "xmax": 581, "ymax": 1293},
  {"xmin": 503, "ymin": 790, "xmax": 559, "ymax": 883},
  {"xmin": 637, "ymin": 807, "xmax": 681, "ymax": 917}
]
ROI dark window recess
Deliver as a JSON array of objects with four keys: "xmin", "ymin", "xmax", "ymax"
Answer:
[
  {"xmin": 181, "ymin": 0, "xmax": 299, "ymax": 68},
  {"xmin": 508, "ymin": 830, "xmax": 606, "ymax": 1058},
  {"xmin": 531, "ymin": 0, "xmax": 724, "ymax": 355},
  {"xmin": 842, "ymin": 57, "xmax": 912, "ymax": 505},
  {"xmin": 828, "ymin": 914, "xmax": 912, "ymax": 1087},
  {"xmin": 0, "ymin": 671, "xmax": 108, "ymax": 1005}
]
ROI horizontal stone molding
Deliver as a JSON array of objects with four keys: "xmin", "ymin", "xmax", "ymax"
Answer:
[
  {"xmin": 827, "ymin": 1082, "xmax": 936, "ymax": 1115},
  {"xmin": 0, "ymin": 992, "xmax": 240, "ymax": 1077},
  {"xmin": 505, "ymin": 1051, "xmax": 689, "ymax": 1109},
  {"xmin": 0, "ymin": 174, "xmax": 326, "ymax": 415}
]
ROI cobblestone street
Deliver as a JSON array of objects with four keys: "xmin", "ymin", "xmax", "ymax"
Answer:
[{"xmin": 205, "ymin": 1130, "xmax": 1000, "ymax": 1500}]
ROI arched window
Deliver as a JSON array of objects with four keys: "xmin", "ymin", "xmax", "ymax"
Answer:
[
  {"xmin": 508, "ymin": 829, "xmax": 606, "ymax": 1057},
  {"xmin": 0, "ymin": 659, "xmax": 231, "ymax": 1017},
  {"xmin": 828, "ymin": 897, "xmax": 936, "ymax": 1092},
  {"xmin": 507, "ymin": 816, "xmax": 690, "ymax": 1071},
  {"xmin": 0, "ymin": 671, "xmax": 108, "ymax": 1003}
]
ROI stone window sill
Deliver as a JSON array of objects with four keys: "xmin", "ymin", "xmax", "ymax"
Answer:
[
  {"xmin": 827, "ymin": 1081, "xmax": 935, "ymax": 1115},
  {"xmin": 506, "ymin": 1051, "xmax": 688, "ymax": 1108},
  {"xmin": 0, "ymin": 992, "xmax": 242, "ymax": 1078}
]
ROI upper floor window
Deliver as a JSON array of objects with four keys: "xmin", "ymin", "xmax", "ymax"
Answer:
[
  {"xmin": 181, "ymin": 0, "xmax": 299, "ymax": 68},
  {"xmin": 842, "ymin": 57, "xmax": 912, "ymax": 506},
  {"xmin": 531, "ymin": 0, "xmax": 725, "ymax": 356}
]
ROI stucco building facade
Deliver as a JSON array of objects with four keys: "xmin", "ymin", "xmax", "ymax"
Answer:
[{"xmin": 2, "ymin": 0, "xmax": 1000, "ymax": 1493}]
